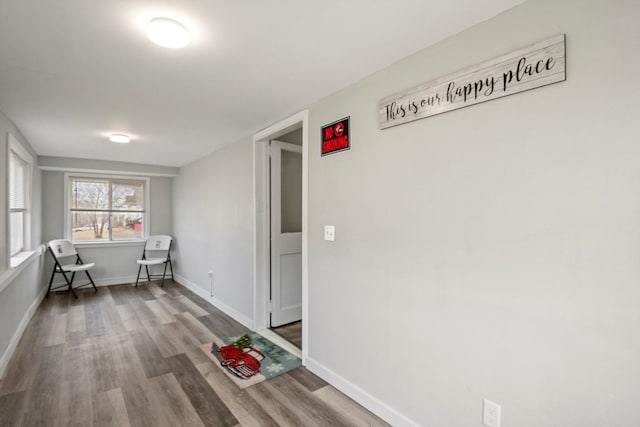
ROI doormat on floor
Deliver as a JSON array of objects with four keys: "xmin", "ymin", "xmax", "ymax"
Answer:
[{"xmin": 201, "ymin": 331, "xmax": 301, "ymax": 389}]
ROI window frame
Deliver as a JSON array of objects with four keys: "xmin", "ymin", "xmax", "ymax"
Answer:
[
  {"xmin": 8, "ymin": 133, "xmax": 33, "ymax": 262},
  {"xmin": 64, "ymin": 173, "xmax": 150, "ymax": 245}
]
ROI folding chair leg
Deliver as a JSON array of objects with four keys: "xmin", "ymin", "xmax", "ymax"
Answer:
[
  {"xmin": 86, "ymin": 271, "xmax": 98, "ymax": 292},
  {"xmin": 168, "ymin": 260, "xmax": 174, "ymax": 282},
  {"xmin": 145, "ymin": 265, "xmax": 151, "ymax": 282},
  {"xmin": 135, "ymin": 265, "xmax": 143, "ymax": 287},
  {"xmin": 160, "ymin": 262, "xmax": 169, "ymax": 287},
  {"xmin": 61, "ymin": 270, "xmax": 78, "ymax": 299},
  {"xmin": 47, "ymin": 267, "xmax": 57, "ymax": 298}
]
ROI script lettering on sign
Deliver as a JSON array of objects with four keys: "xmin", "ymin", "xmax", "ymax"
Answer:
[{"xmin": 378, "ymin": 34, "xmax": 566, "ymax": 129}]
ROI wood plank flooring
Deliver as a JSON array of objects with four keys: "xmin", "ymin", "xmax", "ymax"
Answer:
[
  {"xmin": 271, "ymin": 321, "xmax": 302, "ymax": 349},
  {"xmin": 0, "ymin": 281, "xmax": 389, "ymax": 427}
]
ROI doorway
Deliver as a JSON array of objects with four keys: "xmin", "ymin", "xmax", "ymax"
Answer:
[
  {"xmin": 269, "ymin": 138, "xmax": 303, "ymax": 328},
  {"xmin": 253, "ymin": 111, "xmax": 308, "ymax": 363}
]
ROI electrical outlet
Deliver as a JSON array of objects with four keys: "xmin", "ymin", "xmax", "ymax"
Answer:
[{"xmin": 483, "ymin": 399, "xmax": 501, "ymax": 427}]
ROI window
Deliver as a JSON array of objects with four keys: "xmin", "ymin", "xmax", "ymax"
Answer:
[
  {"xmin": 8, "ymin": 134, "xmax": 32, "ymax": 257},
  {"xmin": 67, "ymin": 175, "xmax": 148, "ymax": 242}
]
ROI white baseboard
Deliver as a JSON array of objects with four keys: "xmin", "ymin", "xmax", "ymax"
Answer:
[
  {"xmin": 0, "ymin": 285, "xmax": 47, "ymax": 379},
  {"xmin": 175, "ymin": 274, "xmax": 253, "ymax": 330},
  {"xmin": 305, "ymin": 357, "xmax": 421, "ymax": 427},
  {"xmin": 48, "ymin": 275, "xmax": 139, "ymax": 291},
  {"xmin": 96, "ymin": 275, "xmax": 138, "ymax": 286}
]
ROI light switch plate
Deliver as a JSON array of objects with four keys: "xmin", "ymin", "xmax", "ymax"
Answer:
[{"xmin": 324, "ymin": 225, "xmax": 335, "ymax": 241}]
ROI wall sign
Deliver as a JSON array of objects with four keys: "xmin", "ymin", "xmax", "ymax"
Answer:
[
  {"xmin": 378, "ymin": 34, "xmax": 566, "ymax": 129},
  {"xmin": 321, "ymin": 116, "xmax": 350, "ymax": 156}
]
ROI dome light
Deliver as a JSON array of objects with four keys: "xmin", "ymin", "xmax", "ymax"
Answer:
[
  {"xmin": 109, "ymin": 134, "xmax": 131, "ymax": 144},
  {"xmin": 147, "ymin": 17, "xmax": 189, "ymax": 48}
]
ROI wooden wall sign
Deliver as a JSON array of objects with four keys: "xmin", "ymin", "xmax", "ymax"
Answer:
[
  {"xmin": 378, "ymin": 34, "xmax": 565, "ymax": 129},
  {"xmin": 321, "ymin": 116, "xmax": 350, "ymax": 156}
]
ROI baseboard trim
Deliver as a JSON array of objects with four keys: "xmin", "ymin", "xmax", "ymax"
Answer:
[
  {"xmin": 48, "ymin": 275, "xmax": 139, "ymax": 292},
  {"xmin": 175, "ymin": 274, "xmax": 253, "ymax": 330},
  {"xmin": 305, "ymin": 356, "xmax": 421, "ymax": 427},
  {"xmin": 0, "ymin": 285, "xmax": 47, "ymax": 379},
  {"xmin": 96, "ymin": 276, "xmax": 138, "ymax": 286}
]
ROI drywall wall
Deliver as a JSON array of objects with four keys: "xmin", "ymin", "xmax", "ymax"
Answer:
[
  {"xmin": 306, "ymin": 0, "xmax": 640, "ymax": 426},
  {"xmin": 41, "ymin": 165, "xmax": 174, "ymax": 285},
  {"xmin": 172, "ymin": 137, "xmax": 254, "ymax": 322},
  {"xmin": 0, "ymin": 109, "xmax": 45, "ymax": 377},
  {"xmin": 38, "ymin": 155, "xmax": 179, "ymax": 177},
  {"xmin": 278, "ymin": 128, "xmax": 303, "ymax": 146}
]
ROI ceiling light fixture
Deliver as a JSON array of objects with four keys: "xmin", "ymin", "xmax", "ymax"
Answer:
[
  {"xmin": 109, "ymin": 134, "xmax": 131, "ymax": 144},
  {"xmin": 147, "ymin": 17, "xmax": 189, "ymax": 48}
]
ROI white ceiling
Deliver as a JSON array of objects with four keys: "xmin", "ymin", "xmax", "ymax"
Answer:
[{"xmin": 0, "ymin": 0, "xmax": 523, "ymax": 167}]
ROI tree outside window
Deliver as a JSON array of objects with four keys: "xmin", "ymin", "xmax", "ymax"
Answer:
[{"xmin": 68, "ymin": 176, "xmax": 146, "ymax": 242}]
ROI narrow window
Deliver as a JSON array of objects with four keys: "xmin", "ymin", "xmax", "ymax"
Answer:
[{"xmin": 8, "ymin": 134, "xmax": 32, "ymax": 257}]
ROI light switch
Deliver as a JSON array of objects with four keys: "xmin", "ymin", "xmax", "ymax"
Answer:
[{"xmin": 324, "ymin": 225, "xmax": 335, "ymax": 241}]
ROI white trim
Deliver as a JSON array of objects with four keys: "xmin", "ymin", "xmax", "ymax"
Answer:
[
  {"xmin": 7, "ymin": 134, "xmax": 33, "ymax": 166},
  {"xmin": 48, "ymin": 275, "xmax": 139, "ymax": 290},
  {"xmin": 305, "ymin": 357, "xmax": 422, "ymax": 427},
  {"xmin": 63, "ymin": 172, "xmax": 150, "ymax": 242},
  {"xmin": 175, "ymin": 274, "xmax": 253, "ymax": 329},
  {"xmin": 8, "ymin": 133, "xmax": 34, "ymax": 260},
  {"xmin": 9, "ymin": 250, "xmax": 35, "ymax": 268},
  {"xmin": 256, "ymin": 328, "xmax": 302, "ymax": 359},
  {"xmin": 0, "ymin": 245, "xmax": 45, "ymax": 295},
  {"xmin": 0, "ymin": 284, "xmax": 47, "ymax": 379},
  {"xmin": 301, "ymin": 111, "xmax": 309, "ymax": 364},
  {"xmin": 39, "ymin": 165, "xmax": 178, "ymax": 178},
  {"xmin": 271, "ymin": 140, "xmax": 303, "ymax": 154},
  {"xmin": 253, "ymin": 110, "xmax": 309, "ymax": 364},
  {"xmin": 253, "ymin": 140, "xmax": 269, "ymax": 331},
  {"xmin": 73, "ymin": 240, "xmax": 145, "ymax": 249}
]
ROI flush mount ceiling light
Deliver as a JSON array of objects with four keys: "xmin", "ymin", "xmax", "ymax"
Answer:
[
  {"xmin": 147, "ymin": 17, "xmax": 189, "ymax": 48},
  {"xmin": 109, "ymin": 134, "xmax": 131, "ymax": 144}
]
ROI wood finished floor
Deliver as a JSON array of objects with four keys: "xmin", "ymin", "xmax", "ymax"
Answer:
[
  {"xmin": 0, "ymin": 281, "xmax": 389, "ymax": 427},
  {"xmin": 271, "ymin": 321, "xmax": 302, "ymax": 349}
]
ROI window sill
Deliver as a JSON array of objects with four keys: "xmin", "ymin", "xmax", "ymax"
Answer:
[
  {"xmin": 10, "ymin": 250, "xmax": 36, "ymax": 268},
  {"xmin": 72, "ymin": 240, "xmax": 146, "ymax": 249},
  {"xmin": 1, "ymin": 247, "xmax": 43, "ymax": 295}
]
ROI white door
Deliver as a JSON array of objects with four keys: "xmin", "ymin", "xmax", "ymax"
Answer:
[{"xmin": 270, "ymin": 140, "xmax": 303, "ymax": 327}]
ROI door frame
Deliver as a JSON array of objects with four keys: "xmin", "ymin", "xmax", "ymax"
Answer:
[{"xmin": 253, "ymin": 110, "xmax": 308, "ymax": 364}]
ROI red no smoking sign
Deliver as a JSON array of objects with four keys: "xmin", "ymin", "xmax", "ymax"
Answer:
[{"xmin": 321, "ymin": 116, "xmax": 350, "ymax": 156}]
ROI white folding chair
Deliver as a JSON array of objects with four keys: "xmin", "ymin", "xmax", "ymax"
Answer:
[
  {"xmin": 135, "ymin": 235, "xmax": 174, "ymax": 287},
  {"xmin": 47, "ymin": 239, "xmax": 98, "ymax": 298}
]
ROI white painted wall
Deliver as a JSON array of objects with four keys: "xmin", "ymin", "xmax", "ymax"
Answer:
[
  {"xmin": 305, "ymin": 0, "xmax": 640, "ymax": 426},
  {"xmin": 0, "ymin": 109, "xmax": 45, "ymax": 377},
  {"xmin": 173, "ymin": 138, "xmax": 254, "ymax": 323},
  {"xmin": 278, "ymin": 128, "xmax": 303, "ymax": 146}
]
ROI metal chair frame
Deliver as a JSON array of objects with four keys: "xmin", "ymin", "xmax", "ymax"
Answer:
[
  {"xmin": 47, "ymin": 240, "xmax": 98, "ymax": 298},
  {"xmin": 135, "ymin": 235, "xmax": 174, "ymax": 287}
]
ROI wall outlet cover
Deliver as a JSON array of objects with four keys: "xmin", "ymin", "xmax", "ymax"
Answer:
[{"xmin": 483, "ymin": 399, "xmax": 501, "ymax": 427}]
